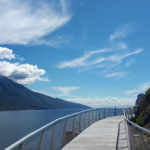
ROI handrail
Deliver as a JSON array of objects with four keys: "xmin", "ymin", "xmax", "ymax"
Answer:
[
  {"xmin": 5, "ymin": 108, "xmax": 92, "ymax": 150},
  {"xmin": 5, "ymin": 107, "xmax": 122, "ymax": 150},
  {"xmin": 116, "ymin": 120, "xmax": 122, "ymax": 150},
  {"xmin": 123, "ymin": 108, "xmax": 150, "ymax": 135}
]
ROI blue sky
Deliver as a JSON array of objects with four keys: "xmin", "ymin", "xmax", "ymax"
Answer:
[{"xmin": 0, "ymin": 0, "xmax": 150, "ymax": 107}]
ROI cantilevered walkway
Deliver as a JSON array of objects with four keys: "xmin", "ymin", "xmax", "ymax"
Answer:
[
  {"xmin": 5, "ymin": 107, "xmax": 150, "ymax": 150},
  {"xmin": 5, "ymin": 108, "xmax": 133, "ymax": 150},
  {"xmin": 62, "ymin": 116, "xmax": 129, "ymax": 150}
]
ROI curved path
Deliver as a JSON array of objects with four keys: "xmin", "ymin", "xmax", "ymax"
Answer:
[{"xmin": 62, "ymin": 116, "xmax": 129, "ymax": 150}]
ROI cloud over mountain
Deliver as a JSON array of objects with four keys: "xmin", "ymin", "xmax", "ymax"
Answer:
[
  {"xmin": 52, "ymin": 86, "xmax": 80, "ymax": 97},
  {"xmin": 0, "ymin": 47, "xmax": 48, "ymax": 84}
]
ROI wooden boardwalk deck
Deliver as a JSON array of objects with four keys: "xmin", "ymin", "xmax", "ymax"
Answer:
[{"xmin": 62, "ymin": 116, "xmax": 129, "ymax": 150}]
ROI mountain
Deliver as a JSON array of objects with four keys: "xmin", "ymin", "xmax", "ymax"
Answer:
[
  {"xmin": 0, "ymin": 76, "xmax": 90, "ymax": 110},
  {"xmin": 135, "ymin": 88, "xmax": 150, "ymax": 129},
  {"xmin": 135, "ymin": 94, "xmax": 144, "ymax": 106}
]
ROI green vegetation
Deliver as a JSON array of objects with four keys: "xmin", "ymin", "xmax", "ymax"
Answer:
[{"xmin": 135, "ymin": 88, "xmax": 150, "ymax": 129}]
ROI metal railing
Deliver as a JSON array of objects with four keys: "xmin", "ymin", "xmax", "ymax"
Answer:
[
  {"xmin": 123, "ymin": 107, "xmax": 150, "ymax": 135},
  {"xmin": 5, "ymin": 107, "xmax": 122, "ymax": 150}
]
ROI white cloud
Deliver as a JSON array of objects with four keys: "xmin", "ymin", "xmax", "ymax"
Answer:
[
  {"xmin": 0, "ymin": 47, "xmax": 15, "ymax": 60},
  {"xmin": 57, "ymin": 49, "xmax": 109, "ymax": 68},
  {"xmin": 126, "ymin": 58, "xmax": 135, "ymax": 67},
  {"xmin": 57, "ymin": 48, "xmax": 143, "ymax": 78},
  {"xmin": 67, "ymin": 96, "xmax": 135, "ymax": 107},
  {"xmin": 108, "ymin": 48, "xmax": 143, "ymax": 63},
  {"xmin": 32, "ymin": 89, "xmax": 53, "ymax": 97},
  {"xmin": 30, "ymin": 89, "xmax": 135, "ymax": 107},
  {"xmin": 33, "ymin": 37, "xmax": 70, "ymax": 47},
  {"xmin": 109, "ymin": 23, "xmax": 134, "ymax": 41},
  {"xmin": 0, "ymin": 46, "xmax": 49, "ymax": 84},
  {"xmin": 116, "ymin": 42, "xmax": 128, "ymax": 50},
  {"xmin": 52, "ymin": 86, "xmax": 80, "ymax": 96},
  {"xmin": 0, "ymin": 61, "xmax": 48, "ymax": 84},
  {"xmin": 0, "ymin": 0, "xmax": 71, "ymax": 45},
  {"xmin": 126, "ymin": 89, "xmax": 137, "ymax": 95},
  {"xmin": 57, "ymin": 24, "xmax": 143, "ymax": 79},
  {"xmin": 105, "ymin": 72, "xmax": 127, "ymax": 78},
  {"xmin": 126, "ymin": 82, "xmax": 150, "ymax": 95}
]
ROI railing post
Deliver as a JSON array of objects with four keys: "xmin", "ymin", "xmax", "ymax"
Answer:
[
  {"xmin": 88, "ymin": 111, "xmax": 91, "ymax": 126},
  {"xmin": 93, "ymin": 110, "xmax": 95, "ymax": 122},
  {"xmin": 18, "ymin": 143, "xmax": 24, "ymax": 150},
  {"xmin": 61, "ymin": 118, "xmax": 68, "ymax": 148},
  {"xmin": 127, "ymin": 108, "xmax": 129, "ymax": 119},
  {"xmin": 92, "ymin": 111, "xmax": 94, "ymax": 124},
  {"xmin": 96, "ymin": 109, "xmax": 98, "ymax": 121},
  {"xmin": 114, "ymin": 106, "xmax": 117, "ymax": 116},
  {"xmin": 129, "ymin": 108, "xmax": 131, "ymax": 119},
  {"xmin": 131, "ymin": 107, "xmax": 134, "ymax": 118},
  {"xmin": 129, "ymin": 107, "xmax": 133, "ymax": 119},
  {"xmin": 79, "ymin": 113, "xmax": 82, "ymax": 133},
  {"xmin": 38, "ymin": 130, "xmax": 45, "ymax": 150},
  {"xmin": 124, "ymin": 108, "xmax": 127, "ymax": 118},
  {"xmin": 99, "ymin": 109, "xmax": 101, "ymax": 120},
  {"xmin": 126, "ymin": 108, "xmax": 129, "ymax": 119},
  {"xmin": 84, "ymin": 112, "xmax": 87, "ymax": 130},
  {"xmin": 91, "ymin": 111, "xmax": 93, "ymax": 124},
  {"xmin": 72, "ymin": 115, "xmax": 76, "ymax": 138},
  {"xmin": 103, "ymin": 108, "xmax": 106, "ymax": 118},
  {"xmin": 94, "ymin": 110, "xmax": 96, "ymax": 122},
  {"xmin": 126, "ymin": 108, "xmax": 128, "ymax": 119},
  {"xmin": 126, "ymin": 108, "xmax": 128, "ymax": 118},
  {"xmin": 50, "ymin": 122, "xmax": 57, "ymax": 150},
  {"xmin": 107, "ymin": 108, "xmax": 109, "ymax": 117},
  {"xmin": 131, "ymin": 107, "xmax": 133, "ymax": 118}
]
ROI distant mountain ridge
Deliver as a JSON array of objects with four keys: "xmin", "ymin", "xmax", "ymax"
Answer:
[{"xmin": 0, "ymin": 75, "xmax": 90, "ymax": 110}]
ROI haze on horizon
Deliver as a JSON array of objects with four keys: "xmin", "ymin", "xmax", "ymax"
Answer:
[{"xmin": 0, "ymin": 0, "xmax": 150, "ymax": 107}]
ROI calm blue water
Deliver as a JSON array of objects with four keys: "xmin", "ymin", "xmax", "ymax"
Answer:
[
  {"xmin": 0, "ymin": 109, "xmax": 84, "ymax": 149},
  {"xmin": 0, "ymin": 108, "xmax": 123, "ymax": 149}
]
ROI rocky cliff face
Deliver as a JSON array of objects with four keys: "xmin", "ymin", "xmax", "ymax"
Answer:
[
  {"xmin": 135, "ymin": 94, "xmax": 144, "ymax": 106},
  {"xmin": 135, "ymin": 89, "xmax": 150, "ymax": 129}
]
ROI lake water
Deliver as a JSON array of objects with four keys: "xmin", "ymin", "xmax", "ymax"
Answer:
[
  {"xmin": 0, "ymin": 108, "xmax": 123, "ymax": 149},
  {"xmin": 0, "ymin": 109, "xmax": 84, "ymax": 149}
]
